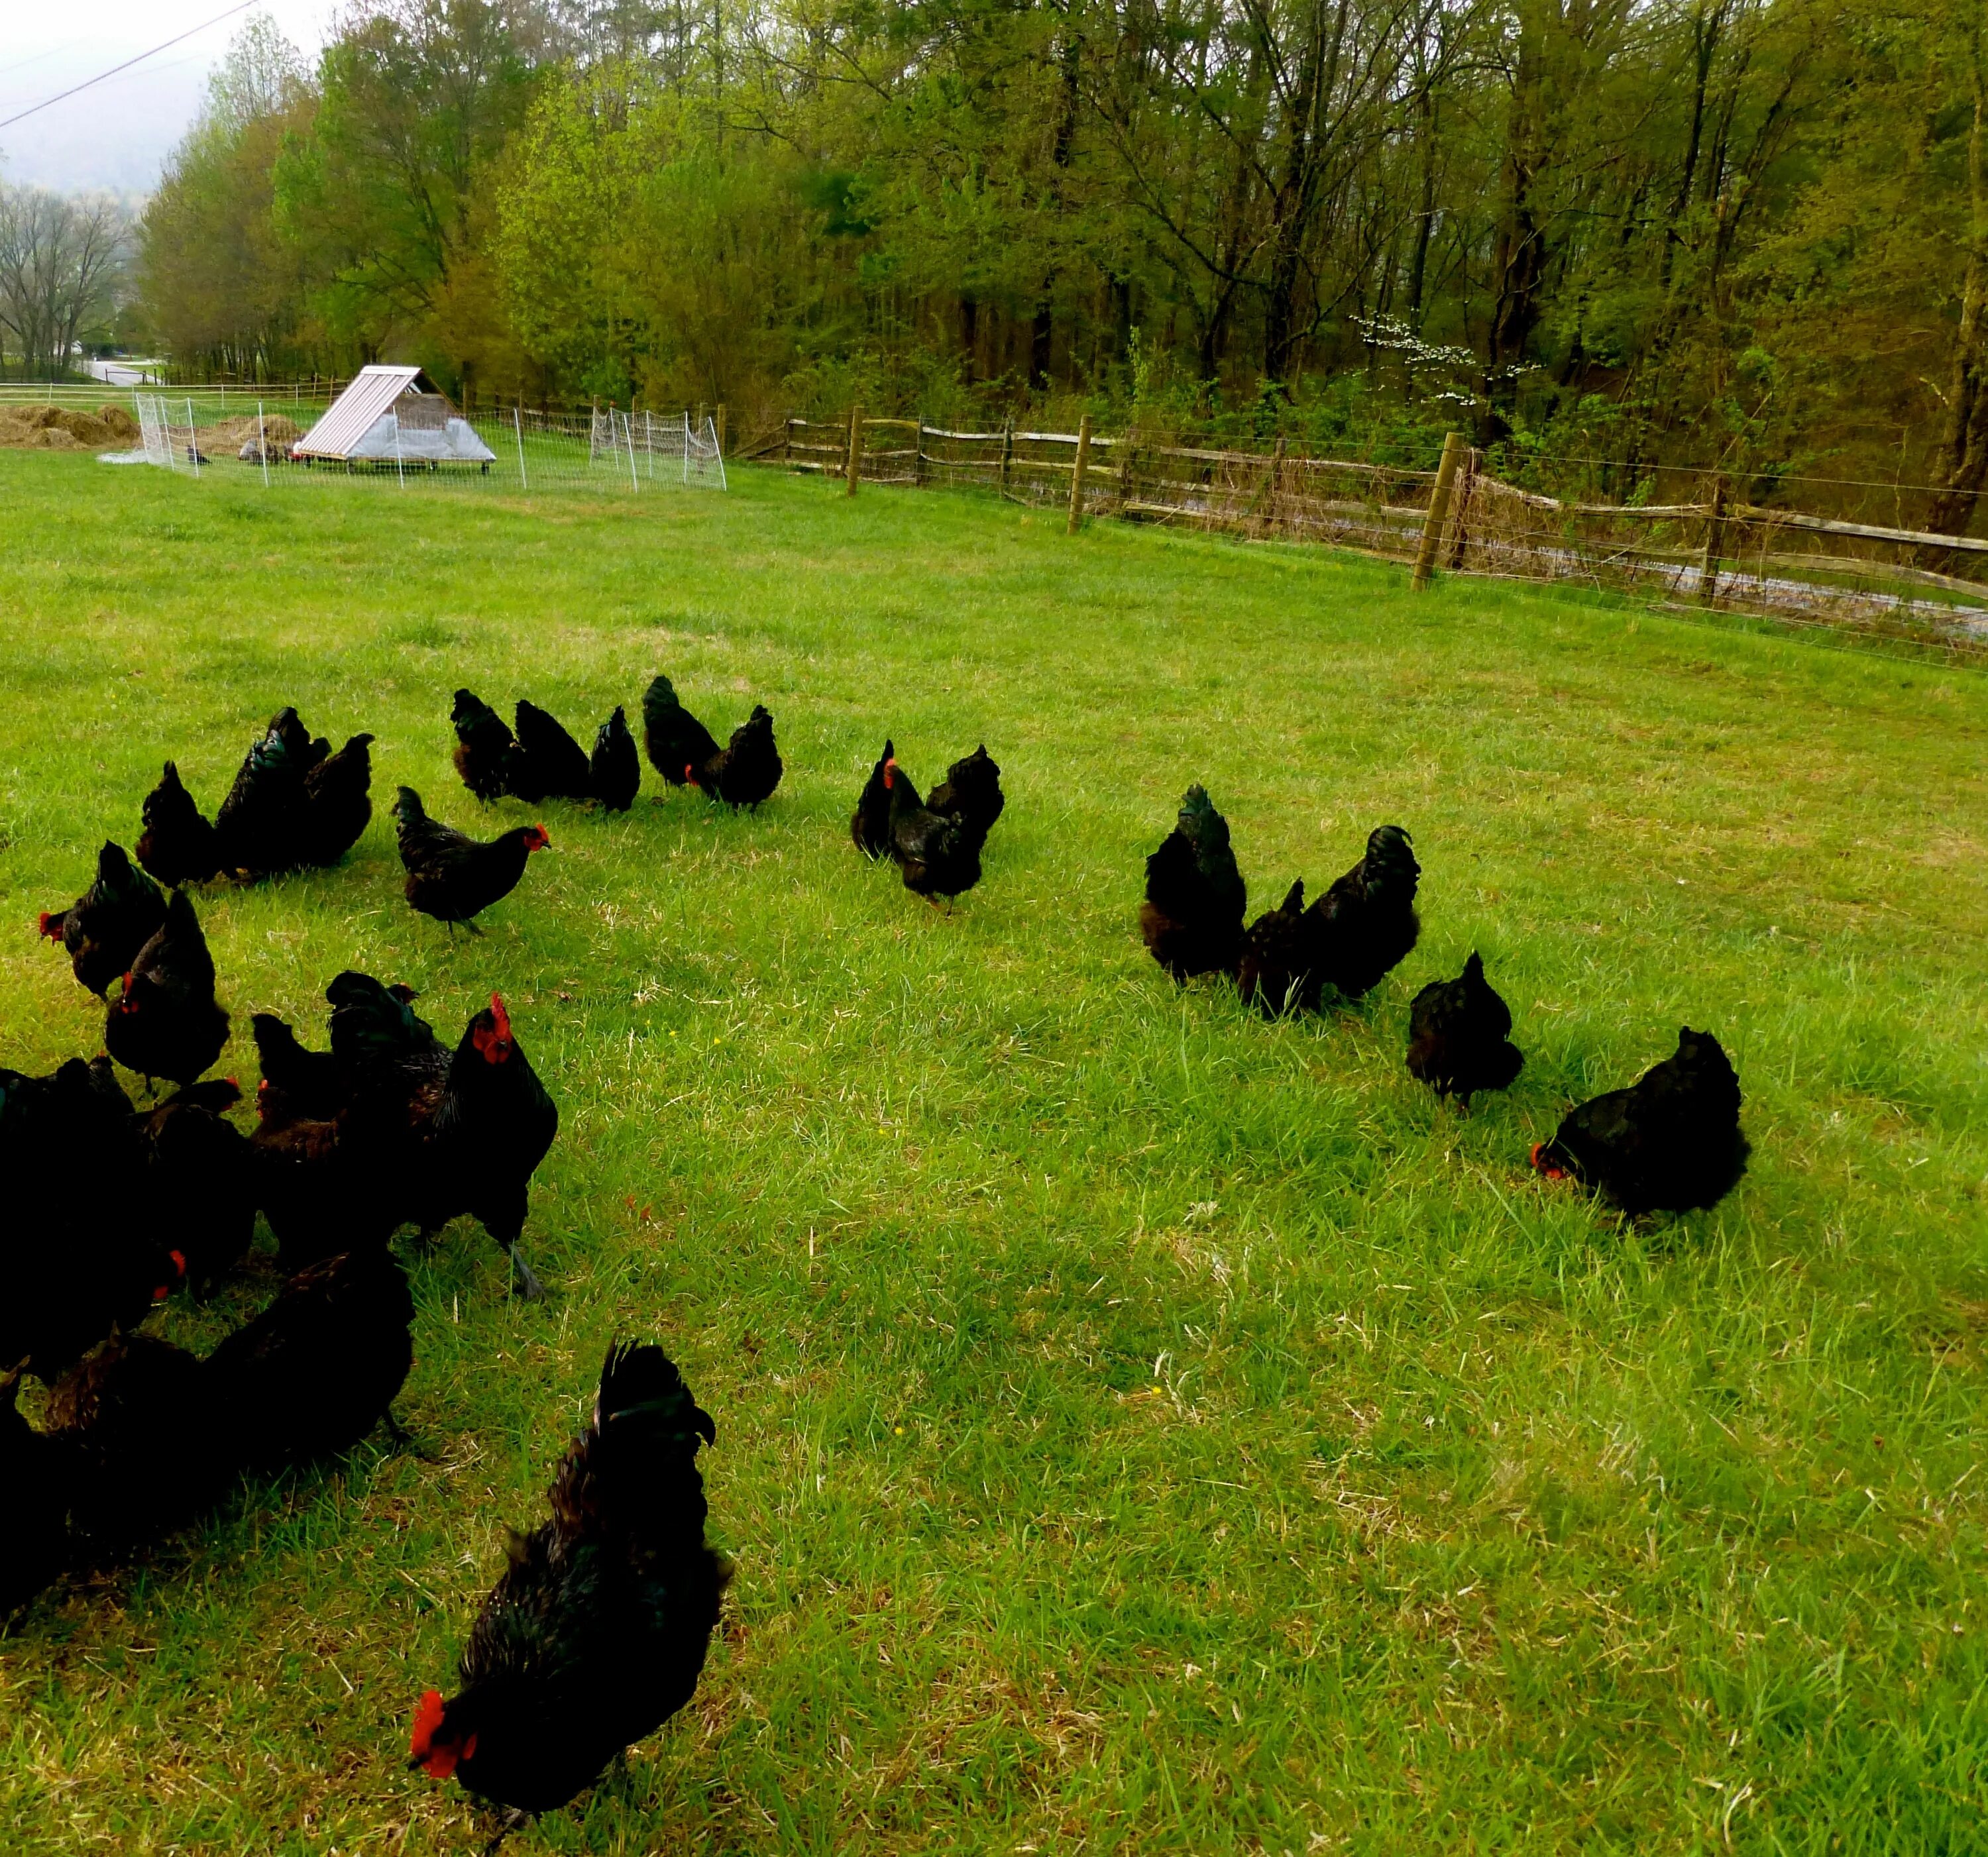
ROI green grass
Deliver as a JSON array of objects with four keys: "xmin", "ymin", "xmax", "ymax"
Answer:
[{"xmin": 0, "ymin": 454, "xmax": 1984, "ymax": 1856}]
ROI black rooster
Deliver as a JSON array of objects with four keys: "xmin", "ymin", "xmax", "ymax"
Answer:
[
  {"xmin": 104, "ymin": 889, "xmax": 231, "ymax": 1088},
  {"xmin": 590, "ymin": 707, "xmax": 640, "ymax": 812},
  {"xmin": 393, "ymin": 787, "xmax": 549, "ymax": 933},
  {"xmin": 1533, "ymin": 1027, "xmax": 1749, "ymax": 1216},
  {"xmin": 410, "ymin": 1344, "xmax": 727, "ymax": 1836},
  {"xmin": 40, "ymin": 841, "xmax": 167, "ymax": 997},
  {"xmin": 1141, "ymin": 784, "xmax": 1247, "ymax": 981},
  {"xmin": 1406, "ymin": 953, "xmax": 1525, "ymax": 1108},
  {"xmin": 135, "ymin": 761, "xmax": 223, "ymax": 888}
]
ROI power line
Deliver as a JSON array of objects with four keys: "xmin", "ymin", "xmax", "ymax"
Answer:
[{"xmin": 0, "ymin": 2, "xmax": 260, "ymax": 134}]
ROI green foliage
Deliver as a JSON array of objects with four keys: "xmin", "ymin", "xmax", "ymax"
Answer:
[{"xmin": 0, "ymin": 455, "xmax": 1985, "ymax": 1851}]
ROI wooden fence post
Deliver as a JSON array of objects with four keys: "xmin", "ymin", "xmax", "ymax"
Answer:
[
  {"xmin": 914, "ymin": 419, "xmax": 926, "ymax": 488},
  {"xmin": 1000, "ymin": 419, "xmax": 1014, "ymax": 498},
  {"xmin": 1119, "ymin": 425, "xmax": 1136, "ymax": 509},
  {"xmin": 1067, "ymin": 412, "xmax": 1093, "ymax": 534},
  {"xmin": 1265, "ymin": 435, "xmax": 1287, "ymax": 536},
  {"xmin": 846, "ymin": 405, "xmax": 863, "ymax": 496},
  {"xmin": 783, "ymin": 417, "xmax": 793, "ymax": 464},
  {"xmin": 1445, "ymin": 445, "xmax": 1480, "ymax": 568},
  {"xmin": 716, "ymin": 404, "xmax": 727, "ymax": 456},
  {"xmin": 1411, "ymin": 431, "xmax": 1466, "ymax": 590},
  {"xmin": 1700, "ymin": 477, "xmax": 1728, "ymax": 603}
]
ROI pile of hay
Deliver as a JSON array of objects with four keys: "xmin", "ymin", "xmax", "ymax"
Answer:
[
  {"xmin": 0, "ymin": 404, "xmax": 140, "ymax": 451},
  {"xmin": 206, "ymin": 411, "xmax": 303, "ymax": 458}
]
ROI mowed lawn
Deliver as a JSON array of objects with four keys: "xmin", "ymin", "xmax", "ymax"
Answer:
[{"xmin": 0, "ymin": 451, "xmax": 1984, "ymax": 1856}]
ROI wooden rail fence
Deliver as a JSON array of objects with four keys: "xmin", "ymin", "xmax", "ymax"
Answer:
[{"xmin": 739, "ymin": 416, "xmax": 1988, "ymax": 658}]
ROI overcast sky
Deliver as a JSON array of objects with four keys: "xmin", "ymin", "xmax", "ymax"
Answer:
[{"xmin": 0, "ymin": 3, "xmax": 332, "ymax": 197}]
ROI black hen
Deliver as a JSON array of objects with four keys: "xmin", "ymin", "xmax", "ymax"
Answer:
[
  {"xmin": 214, "ymin": 706, "xmax": 321, "ymax": 876},
  {"xmin": 1305, "ymin": 824, "xmax": 1421, "ymax": 1000},
  {"xmin": 0, "ymin": 1059, "xmax": 167, "ymax": 1380},
  {"xmin": 250, "ymin": 1011, "xmax": 343, "ymax": 1124},
  {"xmin": 508, "ymin": 702, "xmax": 594, "ymax": 804},
  {"xmin": 850, "ymin": 739, "xmax": 897, "ymax": 857},
  {"xmin": 589, "ymin": 707, "xmax": 640, "ymax": 812},
  {"xmin": 1237, "ymin": 879, "xmax": 1319, "ymax": 1015},
  {"xmin": 40, "ymin": 841, "xmax": 167, "ymax": 997},
  {"xmin": 453, "ymin": 690, "xmax": 518, "ymax": 804},
  {"xmin": 926, "ymin": 745, "xmax": 1005, "ymax": 847},
  {"xmin": 300, "ymin": 732, "xmax": 376, "ymax": 865},
  {"xmin": 136, "ymin": 761, "xmax": 223, "ymax": 887},
  {"xmin": 394, "ymin": 787, "xmax": 549, "ymax": 932},
  {"xmin": 44, "ymin": 1332, "xmax": 229, "ymax": 1552},
  {"xmin": 410, "ymin": 1344, "xmax": 727, "ymax": 1825},
  {"xmin": 104, "ymin": 889, "xmax": 231, "ymax": 1087},
  {"xmin": 886, "ymin": 759, "xmax": 981, "ymax": 903},
  {"xmin": 1406, "ymin": 953, "xmax": 1524, "ymax": 1108},
  {"xmin": 136, "ymin": 1078, "xmax": 256, "ymax": 1292},
  {"xmin": 1533, "ymin": 1027, "xmax": 1749, "ymax": 1216},
  {"xmin": 0, "ymin": 1371, "xmax": 70, "ymax": 1617},
  {"xmin": 639, "ymin": 674, "xmax": 722, "ymax": 789},
  {"xmin": 1140, "ymin": 784, "xmax": 1247, "ymax": 981},
  {"xmin": 204, "ymin": 1249, "xmax": 415, "ymax": 1468},
  {"xmin": 694, "ymin": 705, "xmax": 783, "ymax": 809}
]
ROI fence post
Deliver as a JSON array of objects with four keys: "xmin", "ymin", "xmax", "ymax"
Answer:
[
  {"xmin": 783, "ymin": 417, "xmax": 793, "ymax": 464},
  {"xmin": 716, "ymin": 404, "xmax": 727, "ymax": 456},
  {"xmin": 187, "ymin": 398, "xmax": 200, "ymax": 478},
  {"xmin": 1067, "ymin": 412, "xmax": 1093, "ymax": 534},
  {"xmin": 1000, "ymin": 419, "xmax": 1014, "ymax": 498},
  {"xmin": 914, "ymin": 419, "xmax": 926, "ymax": 488},
  {"xmin": 1700, "ymin": 477, "xmax": 1729, "ymax": 604},
  {"xmin": 257, "ymin": 401, "xmax": 269, "ymax": 489},
  {"xmin": 1265, "ymin": 435, "xmax": 1287, "ymax": 535},
  {"xmin": 624, "ymin": 409, "xmax": 640, "ymax": 492},
  {"xmin": 514, "ymin": 406, "xmax": 528, "ymax": 490},
  {"xmin": 1411, "ymin": 431, "xmax": 1466, "ymax": 590},
  {"xmin": 1119, "ymin": 425, "xmax": 1135, "ymax": 510},
  {"xmin": 1445, "ymin": 445, "xmax": 1480, "ymax": 568},
  {"xmin": 846, "ymin": 405, "xmax": 863, "ymax": 496}
]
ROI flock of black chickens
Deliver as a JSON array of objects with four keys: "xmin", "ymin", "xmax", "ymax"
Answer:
[
  {"xmin": 4, "ymin": 680, "xmax": 1747, "ymax": 1848},
  {"xmin": 1138, "ymin": 782, "xmax": 1751, "ymax": 1216}
]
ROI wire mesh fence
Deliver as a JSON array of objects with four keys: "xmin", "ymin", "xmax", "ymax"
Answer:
[
  {"xmin": 753, "ymin": 416, "xmax": 1988, "ymax": 661},
  {"xmin": 104, "ymin": 393, "xmax": 727, "ymax": 498}
]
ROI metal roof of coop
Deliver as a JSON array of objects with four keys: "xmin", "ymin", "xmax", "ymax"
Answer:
[{"xmin": 294, "ymin": 365, "xmax": 452, "ymax": 459}]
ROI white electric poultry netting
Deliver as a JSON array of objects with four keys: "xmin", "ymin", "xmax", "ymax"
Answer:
[{"xmin": 120, "ymin": 398, "xmax": 726, "ymax": 496}]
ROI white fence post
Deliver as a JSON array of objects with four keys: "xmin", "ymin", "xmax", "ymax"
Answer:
[
  {"xmin": 258, "ymin": 401, "xmax": 270, "ymax": 488},
  {"xmin": 187, "ymin": 398, "xmax": 199, "ymax": 477},
  {"xmin": 514, "ymin": 407, "xmax": 528, "ymax": 490},
  {"xmin": 624, "ymin": 409, "xmax": 639, "ymax": 492}
]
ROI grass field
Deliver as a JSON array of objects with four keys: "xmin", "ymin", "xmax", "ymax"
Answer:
[{"xmin": 0, "ymin": 453, "xmax": 1984, "ymax": 1855}]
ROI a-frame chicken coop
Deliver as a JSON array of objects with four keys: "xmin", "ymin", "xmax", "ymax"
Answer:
[{"xmin": 292, "ymin": 365, "xmax": 496, "ymax": 469}]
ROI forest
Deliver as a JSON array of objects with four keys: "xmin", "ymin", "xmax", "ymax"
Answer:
[{"xmin": 103, "ymin": 0, "xmax": 1988, "ymax": 525}]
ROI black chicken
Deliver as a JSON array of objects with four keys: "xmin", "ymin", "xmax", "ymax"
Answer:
[
  {"xmin": 639, "ymin": 674, "xmax": 722, "ymax": 789},
  {"xmin": 248, "ymin": 1107, "xmax": 396, "ymax": 1271},
  {"xmin": 135, "ymin": 761, "xmax": 223, "ymax": 888},
  {"xmin": 1533, "ymin": 1027, "xmax": 1749, "ymax": 1216},
  {"xmin": 135, "ymin": 1078, "xmax": 257, "ymax": 1292},
  {"xmin": 250, "ymin": 1010, "xmax": 343, "ymax": 1124},
  {"xmin": 851, "ymin": 739, "xmax": 897, "ymax": 857},
  {"xmin": 453, "ymin": 690, "xmax": 518, "ymax": 804},
  {"xmin": 204, "ymin": 1249, "xmax": 415, "ymax": 1468},
  {"xmin": 44, "ymin": 1331, "xmax": 229, "ymax": 1551},
  {"xmin": 300, "ymin": 732, "xmax": 376, "ymax": 865},
  {"xmin": 1237, "ymin": 879, "xmax": 1319, "ymax": 1015},
  {"xmin": 410, "ymin": 1344, "xmax": 727, "ymax": 1833},
  {"xmin": 214, "ymin": 706, "xmax": 325, "ymax": 876},
  {"xmin": 1305, "ymin": 824, "xmax": 1421, "ymax": 1000},
  {"xmin": 40, "ymin": 841, "xmax": 167, "ymax": 996},
  {"xmin": 885, "ymin": 759, "xmax": 981, "ymax": 904},
  {"xmin": 926, "ymin": 745, "xmax": 1005, "ymax": 845},
  {"xmin": 590, "ymin": 707, "xmax": 640, "ymax": 812},
  {"xmin": 419, "ymin": 996, "xmax": 559, "ymax": 1300},
  {"xmin": 394, "ymin": 787, "xmax": 549, "ymax": 932},
  {"xmin": 694, "ymin": 706, "xmax": 783, "ymax": 808},
  {"xmin": 1406, "ymin": 952, "xmax": 1525, "ymax": 1108},
  {"xmin": 0, "ymin": 1370, "xmax": 70, "ymax": 1617},
  {"xmin": 508, "ymin": 702, "xmax": 595, "ymax": 804},
  {"xmin": 104, "ymin": 888, "xmax": 231, "ymax": 1087},
  {"xmin": 0, "ymin": 1059, "xmax": 170, "ymax": 1379},
  {"xmin": 1140, "ymin": 784, "xmax": 1247, "ymax": 981}
]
